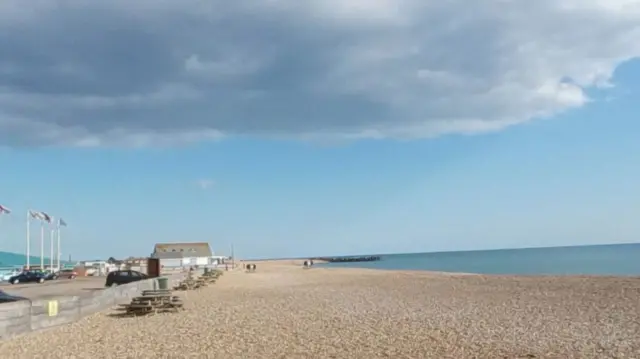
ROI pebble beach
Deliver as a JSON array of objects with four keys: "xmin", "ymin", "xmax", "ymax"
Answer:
[{"xmin": 1, "ymin": 260, "xmax": 639, "ymax": 358}]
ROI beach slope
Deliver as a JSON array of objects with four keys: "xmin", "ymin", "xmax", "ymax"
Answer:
[{"xmin": 1, "ymin": 260, "xmax": 638, "ymax": 358}]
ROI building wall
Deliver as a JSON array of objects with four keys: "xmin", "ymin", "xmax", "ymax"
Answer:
[
  {"xmin": 129, "ymin": 266, "xmax": 147, "ymax": 274},
  {"xmin": 123, "ymin": 259, "xmax": 148, "ymax": 268},
  {"xmin": 159, "ymin": 258, "xmax": 183, "ymax": 268},
  {"xmin": 156, "ymin": 257, "xmax": 211, "ymax": 269},
  {"xmin": 181, "ymin": 257, "xmax": 197, "ymax": 267}
]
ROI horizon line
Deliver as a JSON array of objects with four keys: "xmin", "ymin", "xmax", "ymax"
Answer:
[
  {"xmin": 242, "ymin": 241, "xmax": 640, "ymax": 261},
  {"xmin": 1, "ymin": 241, "xmax": 638, "ymax": 262}
]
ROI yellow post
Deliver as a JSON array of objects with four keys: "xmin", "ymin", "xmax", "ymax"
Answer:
[{"xmin": 47, "ymin": 300, "xmax": 59, "ymax": 316}]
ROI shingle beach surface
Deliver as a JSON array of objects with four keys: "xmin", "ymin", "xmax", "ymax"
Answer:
[{"xmin": 1, "ymin": 260, "xmax": 638, "ymax": 358}]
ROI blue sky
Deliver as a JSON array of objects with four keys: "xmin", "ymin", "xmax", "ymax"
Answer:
[{"xmin": 0, "ymin": 1, "xmax": 639, "ymax": 259}]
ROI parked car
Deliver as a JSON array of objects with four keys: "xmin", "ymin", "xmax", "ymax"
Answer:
[
  {"xmin": 105, "ymin": 270, "xmax": 148, "ymax": 287},
  {"xmin": 1, "ymin": 269, "xmax": 22, "ymax": 282},
  {"xmin": 8, "ymin": 271, "xmax": 46, "ymax": 285},
  {"xmin": 0, "ymin": 289, "xmax": 29, "ymax": 303},
  {"xmin": 43, "ymin": 271, "xmax": 58, "ymax": 280},
  {"xmin": 58, "ymin": 269, "xmax": 77, "ymax": 279}
]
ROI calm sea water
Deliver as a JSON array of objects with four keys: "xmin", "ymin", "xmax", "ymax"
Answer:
[
  {"xmin": 0, "ymin": 251, "xmax": 50, "ymax": 267},
  {"xmin": 318, "ymin": 243, "xmax": 640, "ymax": 275},
  {"xmin": 3, "ymin": 243, "xmax": 639, "ymax": 275}
]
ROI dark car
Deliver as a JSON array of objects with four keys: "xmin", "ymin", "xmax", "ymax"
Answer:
[
  {"xmin": 43, "ymin": 271, "xmax": 58, "ymax": 280},
  {"xmin": 8, "ymin": 271, "xmax": 46, "ymax": 285},
  {"xmin": 105, "ymin": 270, "xmax": 148, "ymax": 287},
  {"xmin": 0, "ymin": 289, "xmax": 29, "ymax": 303}
]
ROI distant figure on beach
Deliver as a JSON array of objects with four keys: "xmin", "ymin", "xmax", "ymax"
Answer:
[
  {"xmin": 245, "ymin": 263, "xmax": 256, "ymax": 272},
  {"xmin": 303, "ymin": 260, "xmax": 313, "ymax": 269}
]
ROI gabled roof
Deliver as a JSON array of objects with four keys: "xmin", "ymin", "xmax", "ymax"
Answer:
[
  {"xmin": 154, "ymin": 251, "xmax": 184, "ymax": 259},
  {"xmin": 152, "ymin": 242, "xmax": 212, "ymax": 258}
]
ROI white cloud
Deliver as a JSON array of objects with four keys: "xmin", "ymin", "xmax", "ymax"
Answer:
[{"xmin": 0, "ymin": 0, "xmax": 638, "ymax": 147}]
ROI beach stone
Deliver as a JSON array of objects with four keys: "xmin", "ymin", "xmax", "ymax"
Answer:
[{"xmin": 0, "ymin": 260, "xmax": 638, "ymax": 358}]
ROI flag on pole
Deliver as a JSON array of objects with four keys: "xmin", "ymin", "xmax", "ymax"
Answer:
[
  {"xmin": 0, "ymin": 204, "xmax": 10, "ymax": 214},
  {"xmin": 40, "ymin": 212, "xmax": 52, "ymax": 223},
  {"xmin": 29, "ymin": 210, "xmax": 53, "ymax": 223},
  {"xmin": 28, "ymin": 209, "xmax": 50, "ymax": 270},
  {"xmin": 29, "ymin": 210, "xmax": 44, "ymax": 220},
  {"xmin": 58, "ymin": 218, "xmax": 67, "ymax": 227}
]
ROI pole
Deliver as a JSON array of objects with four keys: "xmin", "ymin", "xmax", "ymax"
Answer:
[
  {"xmin": 231, "ymin": 244, "xmax": 235, "ymax": 269},
  {"xmin": 40, "ymin": 221, "xmax": 44, "ymax": 269},
  {"xmin": 26, "ymin": 211, "xmax": 30, "ymax": 270},
  {"xmin": 49, "ymin": 228, "xmax": 54, "ymax": 271},
  {"xmin": 57, "ymin": 224, "xmax": 61, "ymax": 271}
]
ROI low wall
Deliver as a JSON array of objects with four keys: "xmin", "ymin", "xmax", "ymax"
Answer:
[{"xmin": 0, "ymin": 274, "xmax": 185, "ymax": 340}]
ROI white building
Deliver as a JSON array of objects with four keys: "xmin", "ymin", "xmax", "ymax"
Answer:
[{"xmin": 151, "ymin": 242, "xmax": 214, "ymax": 269}]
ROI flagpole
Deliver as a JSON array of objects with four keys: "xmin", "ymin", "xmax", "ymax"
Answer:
[
  {"xmin": 57, "ymin": 223, "xmax": 61, "ymax": 271},
  {"xmin": 231, "ymin": 243, "xmax": 235, "ymax": 269},
  {"xmin": 40, "ymin": 221, "xmax": 44, "ymax": 269},
  {"xmin": 26, "ymin": 211, "xmax": 30, "ymax": 270},
  {"xmin": 49, "ymin": 227, "xmax": 54, "ymax": 271}
]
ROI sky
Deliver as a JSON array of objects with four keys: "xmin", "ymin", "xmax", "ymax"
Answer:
[{"xmin": 0, "ymin": 1, "xmax": 639, "ymax": 260}]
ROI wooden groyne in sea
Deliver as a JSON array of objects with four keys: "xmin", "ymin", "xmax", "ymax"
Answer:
[{"xmin": 315, "ymin": 256, "xmax": 381, "ymax": 263}]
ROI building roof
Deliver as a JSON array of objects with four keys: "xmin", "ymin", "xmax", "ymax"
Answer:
[
  {"xmin": 154, "ymin": 251, "xmax": 184, "ymax": 259},
  {"xmin": 152, "ymin": 242, "xmax": 212, "ymax": 258}
]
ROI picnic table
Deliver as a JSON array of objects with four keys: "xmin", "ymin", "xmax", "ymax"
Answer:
[
  {"xmin": 117, "ymin": 289, "xmax": 183, "ymax": 316},
  {"xmin": 174, "ymin": 278, "xmax": 208, "ymax": 290},
  {"xmin": 173, "ymin": 269, "xmax": 223, "ymax": 291}
]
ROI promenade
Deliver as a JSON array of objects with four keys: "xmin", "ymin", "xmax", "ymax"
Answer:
[
  {"xmin": 2, "ymin": 277, "xmax": 105, "ymax": 299},
  {"xmin": 0, "ymin": 261, "xmax": 638, "ymax": 358}
]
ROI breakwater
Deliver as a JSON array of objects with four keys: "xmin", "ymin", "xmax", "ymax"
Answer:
[{"xmin": 315, "ymin": 256, "xmax": 381, "ymax": 263}]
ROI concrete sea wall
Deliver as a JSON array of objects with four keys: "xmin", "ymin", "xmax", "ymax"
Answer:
[{"xmin": 0, "ymin": 274, "xmax": 184, "ymax": 340}]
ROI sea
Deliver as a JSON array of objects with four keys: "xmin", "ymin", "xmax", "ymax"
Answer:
[
  {"xmin": 0, "ymin": 252, "xmax": 72, "ymax": 275},
  {"xmin": 2, "ymin": 243, "xmax": 639, "ymax": 276},
  {"xmin": 317, "ymin": 243, "xmax": 640, "ymax": 276},
  {"xmin": 0, "ymin": 252, "xmax": 52, "ymax": 268}
]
